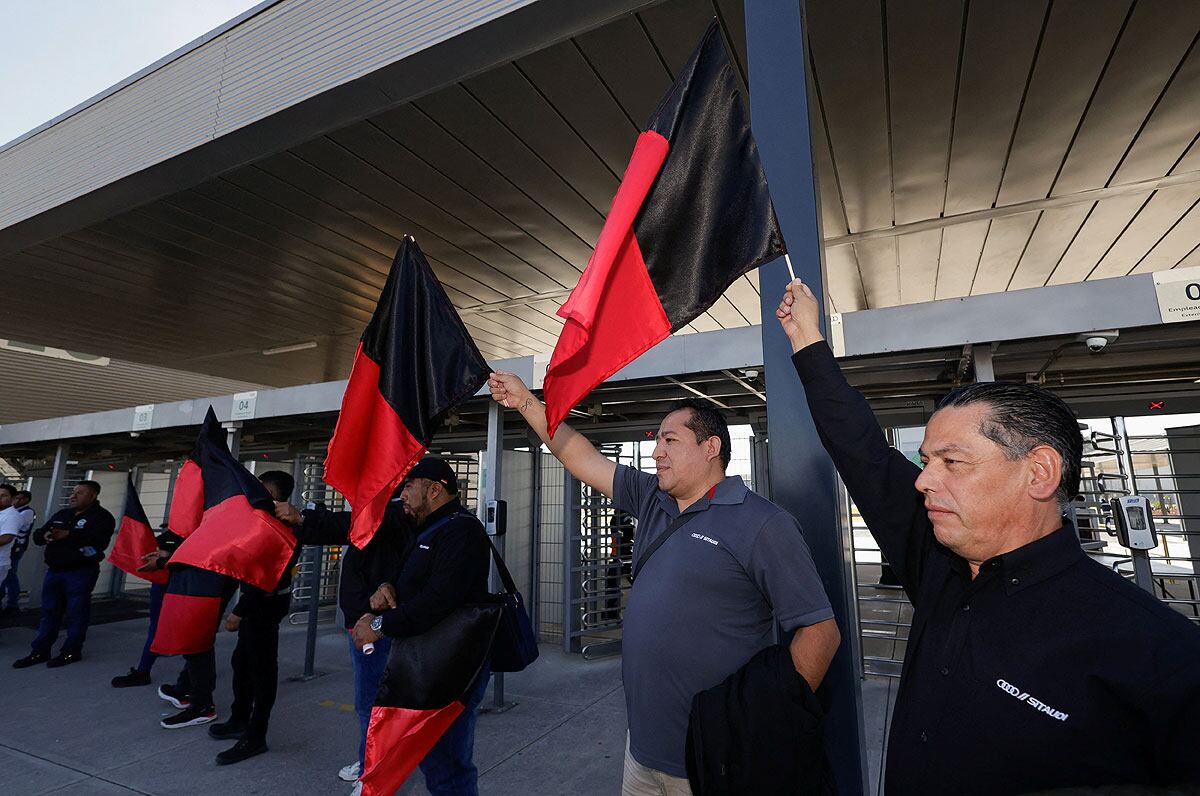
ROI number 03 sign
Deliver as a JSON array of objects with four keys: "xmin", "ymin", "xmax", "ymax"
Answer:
[{"xmin": 1153, "ymin": 265, "xmax": 1200, "ymax": 324}]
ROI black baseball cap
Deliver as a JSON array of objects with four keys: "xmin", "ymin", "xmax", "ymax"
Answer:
[{"xmin": 404, "ymin": 456, "xmax": 459, "ymax": 493}]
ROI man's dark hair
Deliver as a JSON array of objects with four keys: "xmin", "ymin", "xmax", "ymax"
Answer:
[
  {"xmin": 0, "ymin": 484, "xmax": 16, "ymax": 498},
  {"xmin": 78, "ymin": 480, "xmax": 102, "ymax": 495},
  {"xmin": 667, "ymin": 398, "xmax": 732, "ymax": 470},
  {"xmin": 936, "ymin": 382, "xmax": 1083, "ymax": 510},
  {"xmin": 258, "ymin": 470, "xmax": 296, "ymax": 502},
  {"xmin": 15, "ymin": 490, "xmax": 31, "ymax": 500}
]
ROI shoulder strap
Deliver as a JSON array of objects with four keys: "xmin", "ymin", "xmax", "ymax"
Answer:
[
  {"xmin": 486, "ymin": 538, "xmax": 519, "ymax": 595},
  {"xmin": 415, "ymin": 512, "xmax": 465, "ymax": 546},
  {"xmin": 631, "ymin": 511, "xmax": 701, "ymax": 584}
]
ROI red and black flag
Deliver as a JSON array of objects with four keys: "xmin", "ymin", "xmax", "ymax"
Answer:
[
  {"xmin": 150, "ymin": 567, "xmax": 232, "ymax": 655},
  {"xmin": 324, "ymin": 237, "xmax": 490, "ymax": 548},
  {"xmin": 542, "ymin": 20, "xmax": 786, "ymax": 436},
  {"xmin": 360, "ymin": 603, "xmax": 501, "ymax": 796},
  {"xmin": 151, "ymin": 407, "xmax": 294, "ymax": 655},
  {"xmin": 109, "ymin": 475, "xmax": 167, "ymax": 586}
]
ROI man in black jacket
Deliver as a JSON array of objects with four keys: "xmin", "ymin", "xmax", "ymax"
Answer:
[
  {"xmin": 276, "ymin": 483, "xmax": 412, "ymax": 786},
  {"xmin": 350, "ymin": 457, "xmax": 491, "ymax": 796},
  {"xmin": 13, "ymin": 481, "xmax": 116, "ymax": 669},
  {"xmin": 207, "ymin": 470, "xmax": 300, "ymax": 765},
  {"xmin": 778, "ymin": 279, "xmax": 1200, "ymax": 793}
]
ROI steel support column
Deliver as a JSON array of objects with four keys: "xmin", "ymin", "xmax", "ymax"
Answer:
[
  {"xmin": 30, "ymin": 442, "xmax": 71, "ymax": 609},
  {"xmin": 479, "ymin": 401, "xmax": 514, "ymax": 711},
  {"xmin": 974, "ymin": 345, "xmax": 995, "ymax": 382},
  {"xmin": 747, "ymin": 1, "xmax": 867, "ymax": 791},
  {"xmin": 562, "ymin": 469, "xmax": 583, "ymax": 654},
  {"xmin": 223, "ymin": 422, "xmax": 243, "ymax": 459}
]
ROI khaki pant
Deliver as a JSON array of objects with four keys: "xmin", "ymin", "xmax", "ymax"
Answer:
[{"xmin": 621, "ymin": 735, "xmax": 692, "ymax": 796}]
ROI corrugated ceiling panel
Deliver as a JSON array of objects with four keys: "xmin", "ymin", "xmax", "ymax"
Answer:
[
  {"xmin": 995, "ymin": 0, "xmax": 1129, "ymax": 206},
  {"xmin": 942, "ymin": 1, "xmax": 1047, "ymax": 215},
  {"xmin": 1053, "ymin": 1, "xmax": 1200, "ymax": 194}
]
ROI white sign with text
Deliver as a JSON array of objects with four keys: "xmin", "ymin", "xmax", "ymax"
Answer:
[{"xmin": 1153, "ymin": 265, "xmax": 1200, "ymax": 324}]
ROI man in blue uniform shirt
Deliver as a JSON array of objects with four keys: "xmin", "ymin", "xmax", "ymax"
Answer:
[{"xmin": 488, "ymin": 373, "xmax": 840, "ymax": 794}]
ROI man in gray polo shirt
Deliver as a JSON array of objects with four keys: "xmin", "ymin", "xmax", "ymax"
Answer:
[{"xmin": 489, "ymin": 373, "xmax": 840, "ymax": 794}]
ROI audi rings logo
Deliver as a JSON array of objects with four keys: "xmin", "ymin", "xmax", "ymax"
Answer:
[
  {"xmin": 996, "ymin": 679, "xmax": 1022, "ymax": 697},
  {"xmin": 995, "ymin": 679, "xmax": 1069, "ymax": 722}
]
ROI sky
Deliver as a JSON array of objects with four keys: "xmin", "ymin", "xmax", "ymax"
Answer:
[{"xmin": 0, "ymin": 0, "xmax": 262, "ymax": 147}]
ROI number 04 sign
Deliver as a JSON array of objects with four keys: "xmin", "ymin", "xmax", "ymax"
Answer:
[
  {"xmin": 231, "ymin": 391, "xmax": 258, "ymax": 421},
  {"xmin": 1153, "ymin": 265, "xmax": 1200, "ymax": 324}
]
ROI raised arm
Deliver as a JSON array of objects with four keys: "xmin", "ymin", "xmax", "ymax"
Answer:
[
  {"xmin": 488, "ymin": 371, "xmax": 617, "ymax": 499},
  {"xmin": 776, "ymin": 279, "xmax": 932, "ymax": 598}
]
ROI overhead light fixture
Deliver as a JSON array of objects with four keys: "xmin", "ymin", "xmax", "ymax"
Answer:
[{"xmin": 262, "ymin": 341, "xmax": 317, "ymax": 356}]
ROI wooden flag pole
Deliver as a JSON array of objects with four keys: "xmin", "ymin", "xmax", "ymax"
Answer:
[{"xmin": 784, "ymin": 253, "xmax": 796, "ymax": 281}]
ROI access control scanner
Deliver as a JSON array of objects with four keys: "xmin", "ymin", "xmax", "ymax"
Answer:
[{"xmin": 1109, "ymin": 496, "xmax": 1158, "ymax": 551}]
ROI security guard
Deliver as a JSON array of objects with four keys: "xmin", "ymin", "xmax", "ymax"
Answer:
[
  {"xmin": 778, "ymin": 278, "xmax": 1200, "ymax": 793},
  {"xmin": 13, "ymin": 481, "xmax": 115, "ymax": 669}
]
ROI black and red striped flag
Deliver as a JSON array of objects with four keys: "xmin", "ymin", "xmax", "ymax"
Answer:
[
  {"xmin": 109, "ymin": 475, "xmax": 167, "ymax": 586},
  {"xmin": 151, "ymin": 407, "xmax": 295, "ymax": 655},
  {"xmin": 324, "ymin": 237, "xmax": 490, "ymax": 548},
  {"xmin": 542, "ymin": 20, "xmax": 786, "ymax": 436},
  {"xmin": 360, "ymin": 603, "xmax": 501, "ymax": 796}
]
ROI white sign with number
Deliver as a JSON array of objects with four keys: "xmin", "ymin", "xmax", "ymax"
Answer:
[
  {"xmin": 132, "ymin": 404, "xmax": 154, "ymax": 432},
  {"xmin": 1153, "ymin": 265, "xmax": 1200, "ymax": 324},
  {"xmin": 231, "ymin": 391, "xmax": 258, "ymax": 421}
]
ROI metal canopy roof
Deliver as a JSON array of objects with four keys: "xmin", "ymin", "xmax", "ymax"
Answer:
[{"xmin": 1, "ymin": 0, "xmax": 1199, "ymax": 416}]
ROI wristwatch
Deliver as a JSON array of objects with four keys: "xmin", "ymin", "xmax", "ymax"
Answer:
[{"xmin": 370, "ymin": 615, "xmax": 384, "ymax": 634}]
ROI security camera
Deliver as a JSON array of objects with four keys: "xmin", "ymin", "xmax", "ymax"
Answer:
[{"xmin": 1075, "ymin": 330, "xmax": 1118, "ymax": 353}]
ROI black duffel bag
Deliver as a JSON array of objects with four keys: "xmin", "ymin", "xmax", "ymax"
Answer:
[{"xmin": 486, "ymin": 539, "xmax": 539, "ymax": 673}]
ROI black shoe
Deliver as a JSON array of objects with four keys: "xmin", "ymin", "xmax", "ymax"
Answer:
[
  {"xmin": 112, "ymin": 668, "xmax": 152, "ymax": 688},
  {"xmin": 216, "ymin": 735, "xmax": 268, "ymax": 765},
  {"xmin": 161, "ymin": 704, "xmax": 217, "ymax": 729},
  {"xmin": 12, "ymin": 652, "xmax": 49, "ymax": 669},
  {"xmin": 46, "ymin": 652, "xmax": 82, "ymax": 668},
  {"xmin": 158, "ymin": 683, "xmax": 191, "ymax": 709},
  {"xmin": 208, "ymin": 719, "xmax": 248, "ymax": 740},
  {"xmin": 0, "ymin": 606, "xmax": 19, "ymax": 617}
]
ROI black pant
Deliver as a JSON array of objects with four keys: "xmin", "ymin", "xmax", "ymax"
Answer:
[
  {"xmin": 230, "ymin": 595, "xmax": 289, "ymax": 739},
  {"xmin": 178, "ymin": 648, "xmax": 217, "ymax": 709},
  {"xmin": 175, "ymin": 578, "xmax": 237, "ymax": 710}
]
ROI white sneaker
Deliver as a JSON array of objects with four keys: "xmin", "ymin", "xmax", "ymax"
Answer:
[
  {"xmin": 349, "ymin": 781, "xmax": 362, "ymax": 796},
  {"xmin": 338, "ymin": 761, "xmax": 361, "ymax": 782}
]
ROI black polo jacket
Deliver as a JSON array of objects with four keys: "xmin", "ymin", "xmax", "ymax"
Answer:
[
  {"xmin": 793, "ymin": 342, "xmax": 1200, "ymax": 794},
  {"xmin": 380, "ymin": 499, "xmax": 490, "ymax": 639},
  {"xmin": 36, "ymin": 504, "xmax": 116, "ymax": 571}
]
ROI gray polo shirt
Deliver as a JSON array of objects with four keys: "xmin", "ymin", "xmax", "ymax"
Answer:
[{"xmin": 614, "ymin": 464, "xmax": 834, "ymax": 778}]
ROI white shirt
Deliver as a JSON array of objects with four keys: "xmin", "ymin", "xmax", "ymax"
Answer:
[
  {"xmin": 11, "ymin": 506, "xmax": 34, "ymax": 541},
  {"xmin": 0, "ymin": 506, "xmax": 21, "ymax": 569}
]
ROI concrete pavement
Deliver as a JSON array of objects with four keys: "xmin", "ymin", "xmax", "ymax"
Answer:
[{"xmin": 1, "ymin": 614, "xmax": 892, "ymax": 795}]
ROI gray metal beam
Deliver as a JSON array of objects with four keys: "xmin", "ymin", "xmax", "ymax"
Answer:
[
  {"xmin": 837, "ymin": 273, "xmax": 1164, "ymax": 358},
  {"xmin": 748, "ymin": 1, "xmax": 867, "ymax": 790},
  {"xmin": 826, "ymin": 169, "xmax": 1200, "ymax": 247},
  {"xmin": 0, "ymin": 271, "xmax": 1178, "ymax": 448}
]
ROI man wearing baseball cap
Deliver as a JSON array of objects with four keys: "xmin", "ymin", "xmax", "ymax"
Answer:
[{"xmin": 350, "ymin": 456, "xmax": 492, "ymax": 796}]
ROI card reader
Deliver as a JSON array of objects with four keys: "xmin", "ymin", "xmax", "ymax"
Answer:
[{"xmin": 1109, "ymin": 495, "xmax": 1158, "ymax": 550}]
